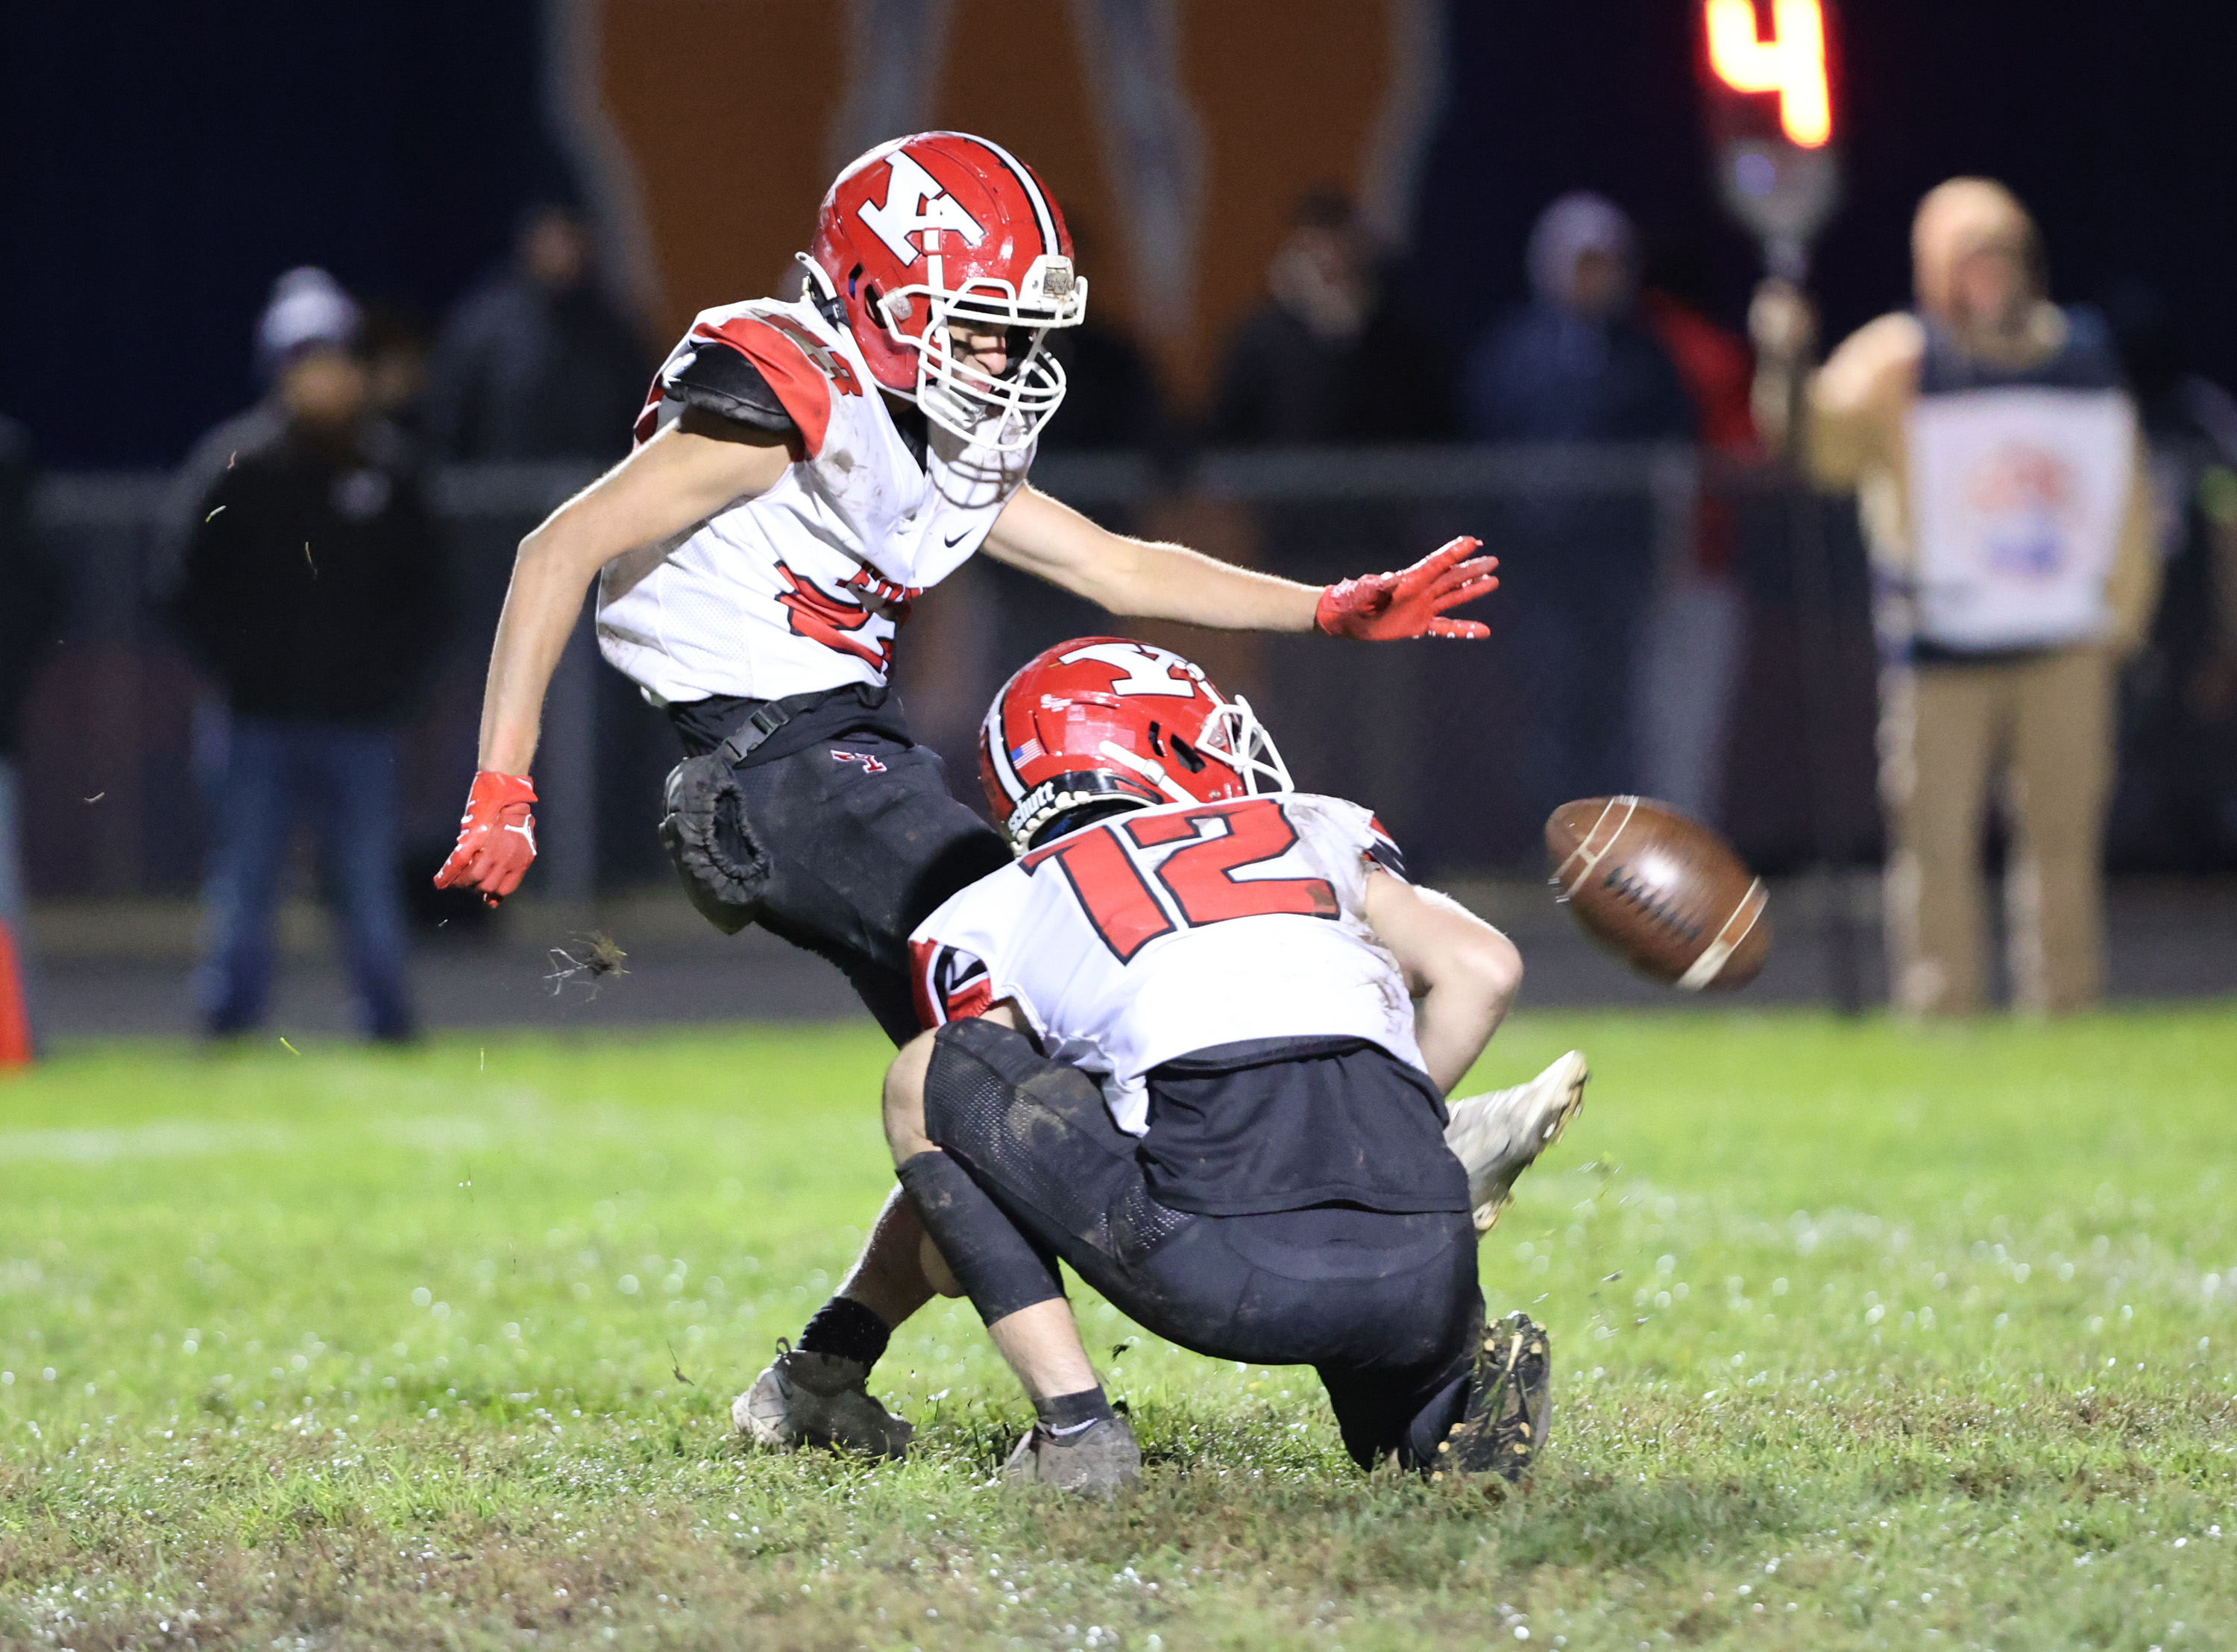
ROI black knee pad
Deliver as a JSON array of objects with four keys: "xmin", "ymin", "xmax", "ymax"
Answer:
[
  {"xmin": 923, "ymin": 1019, "xmax": 1195, "ymax": 1277},
  {"xmin": 896, "ymin": 1151, "xmax": 1063, "ymax": 1325}
]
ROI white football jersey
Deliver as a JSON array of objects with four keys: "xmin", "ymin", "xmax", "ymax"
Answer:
[
  {"xmin": 910, "ymin": 793, "xmax": 1424, "ymax": 1135},
  {"xmin": 594, "ymin": 296, "xmax": 1033, "ymax": 704}
]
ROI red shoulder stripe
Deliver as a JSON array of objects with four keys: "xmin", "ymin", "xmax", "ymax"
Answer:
[
  {"xmin": 1365, "ymin": 814, "xmax": 1408, "ymax": 879},
  {"xmin": 630, "ymin": 373, "xmax": 664, "ymax": 449},
  {"xmin": 908, "ymin": 937, "xmax": 943, "ymax": 1030},
  {"xmin": 908, "ymin": 937, "xmax": 993, "ymax": 1029},
  {"xmin": 691, "ymin": 317, "xmax": 837, "ymax": 457}
]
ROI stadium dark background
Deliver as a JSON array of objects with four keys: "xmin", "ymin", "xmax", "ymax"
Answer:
[{"xmin": 4, "ymin": 0, "xmax": 2234, "ymax": 466}]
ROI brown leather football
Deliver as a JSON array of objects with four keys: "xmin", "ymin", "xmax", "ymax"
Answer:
[{"xmin": 1545, "ymin": 796, "xmax": 1770, "ymax": 990}]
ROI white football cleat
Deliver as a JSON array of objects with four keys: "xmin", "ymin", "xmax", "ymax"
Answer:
[
  {"xmin": 732, "ymin": 1340, "xmax": 914, "ymax": 1460},
  {"xmin": 1443, "ymin": 1050, "xmax": 1588, "ymax": 1232}
]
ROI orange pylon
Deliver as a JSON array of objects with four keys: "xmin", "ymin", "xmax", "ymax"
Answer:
[{"xmin": 0, "ymin": 916, "xmax": 32, "ymax": 1068}]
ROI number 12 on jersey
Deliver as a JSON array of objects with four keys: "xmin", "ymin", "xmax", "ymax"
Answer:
[{"xmin": 1022, "ymin": 798, "xmax": 1338, "ymax": 962}]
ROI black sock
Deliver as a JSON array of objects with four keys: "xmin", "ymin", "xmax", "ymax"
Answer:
[
  {"xmin": 1034, "ymin": 1385, "xmax": 1115, "ymax": 1437},
  {"xmin": 1399, "ymin": 1367, "xmax": 1475, "ymax": 1472},
  {"xmin": 796, "ymin": 1296, "xmax": 891, "ymax": 1369}
]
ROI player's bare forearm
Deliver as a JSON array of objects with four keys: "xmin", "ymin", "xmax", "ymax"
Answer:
[
  {"xmin": 1104, "ymin": 537, "xmax": 1322, "ymax": 630},
  {"xmin": 473, "ymin": 413, "xmax": 793, "ymax": 773},
  {"xmin": 984, "ymin": 485, "xmax": 1320, "ymax": 631},
  {"xmin": 475, "ymin": 535, "xmax": 605, "ymax": 774},
  {"xmin": 1362, "ymin": 870, "xmax": 1523, "ymax": 1094}
]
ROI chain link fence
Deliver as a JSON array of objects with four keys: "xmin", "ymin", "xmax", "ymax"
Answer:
[{"xmin": 22, "ymin": 447, "xmax": 1891, "ymax": 907}]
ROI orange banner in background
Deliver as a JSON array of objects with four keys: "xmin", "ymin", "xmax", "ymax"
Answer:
[{"xmin": 591, "ymin": 0, "xmax": 1422, "ymax": 414}]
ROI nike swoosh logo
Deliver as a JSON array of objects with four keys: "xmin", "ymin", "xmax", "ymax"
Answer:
[{"xmin": 943, "ymin": 530, "xmax": 972, "ymax": 548}]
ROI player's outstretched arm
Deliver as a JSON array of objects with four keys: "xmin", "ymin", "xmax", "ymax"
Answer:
[
  {"xmin": 1361, "ymin": 868, "xmax": 1523, "ymax": 1095},
  {"xmin": 982, "ymin": 485, "xmax": 1499, "ymax": 640},
  {"xmin": 434, "ymin": 411, "xmax": 793, "ymax": 906}
]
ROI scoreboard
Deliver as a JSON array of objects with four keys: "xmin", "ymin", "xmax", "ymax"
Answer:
[
  {"xmin": 1704, "ymin": 0, "xmax": 1831, "ymax": 148},
  {"xmin": 1697, "ymin": 0, "xmax": 1840, "ymax": 277}
]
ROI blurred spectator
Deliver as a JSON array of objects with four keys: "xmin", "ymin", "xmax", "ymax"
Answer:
[
  {"xmin": 169, "ymin": 275, "xmax": 459, "ymax": 1042},
  {"xmin": 1640, "ymin": 244, "xmax": 1758, "ymax": 460},
  {"xmin": 160, "ymin": 268, "xmax": 364, "ymax": 591},
  {"xmin": 1464, "ymin": 195, "xmax": 1694, "ymax": 444},
  {"xmin": 1040, "ymin": 323, "xmax": 1173, "ymax": 459},
  {"xmin": 424, "ymin": 202, "xmax": 652, "ymax": 462},
  {"xmin": 0, "ymin": 414, "xmax": 63, "ymax": 1063},
  {"xmin": 1757, "ymin": 178, "xmax": 2159, "ymax": 1015},
  {"xmin": 1633, "ymin": 239, "xmax": 1758, "ymax": 824},
  {"xmin": 2104, "ymin": 282, "xmax": 2237, "ymax": 868},
  {"xmin": 160, "ymin": 268, "xmax": 368, "ymax": 813},
  {"xmin": 1205, "ymin": 189, "xmax": 1453, "ymax": 447},
  {"xmin": 1036, "ymin": 224, "xmax": 1174, "ymax": 461},
  {"xmin": 358, "ymin": 300, "xmax": 436, "ymax": 447},
  {"xmin": 1462, "ymin": 193, "xmax": 1693, "ymax": 816}
]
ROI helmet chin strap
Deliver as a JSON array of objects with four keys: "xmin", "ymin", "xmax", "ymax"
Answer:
[
  {"xmin": 793, "ymin": 251, "xmax": 840, "ymax": 303},
  {"xmin": 793, "ymin": 253, "xmax": 850, "ymax": 332},
  {"xmin": 1096, "ymin": 741, "xmax": 1196, "ymax": 805}
]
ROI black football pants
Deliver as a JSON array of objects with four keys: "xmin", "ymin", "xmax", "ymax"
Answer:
[
  {"xmin": 920, "ymin": 1018, "xmax": 1483, "ymax": 1470},
  {"xmin": 677, "ymin": 724, "xmax": 1010, "ymax": 1045}
]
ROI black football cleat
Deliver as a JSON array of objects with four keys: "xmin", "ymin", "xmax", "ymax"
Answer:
[{"xmin": 1432, "ymin": 1311, "xmax": 1551, "ymax": 1488}]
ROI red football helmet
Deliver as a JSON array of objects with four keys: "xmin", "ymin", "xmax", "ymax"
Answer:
[
  {"xmin": 805, "ymin": 131, "xmax": 1086, "ymax": 452},
  {"xmin": 978, "ymin": 638, "xmax": 1293, "ymax": 854}
]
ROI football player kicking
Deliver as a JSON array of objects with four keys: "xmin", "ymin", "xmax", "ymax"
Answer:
[
  {"xmin": 432, "ymin": 132, "xmax": 1499, "ymax": 1455},
  {"xmin": 876, "ymin": 637, "xmax": 1587, "ymax": 1489}
]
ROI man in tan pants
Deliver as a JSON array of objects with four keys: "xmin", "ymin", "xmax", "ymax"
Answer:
[{"xmin": 1755, "ymin": 180, "xmax": 2160, "ymax": 1015}]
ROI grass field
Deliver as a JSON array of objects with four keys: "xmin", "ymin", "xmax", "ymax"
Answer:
[{"xmin": 1, "ymin": 1009, "xmax": 2233, "ymax": 1651}]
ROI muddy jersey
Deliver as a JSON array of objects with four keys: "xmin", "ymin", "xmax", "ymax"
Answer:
[
  {"xmin": 909, "ymin": 793, "xmax": 1422, "ymax": 1135},
  {"xmin": 594, "ymin": 296, "xmax": 1033, "ymax": 704}
]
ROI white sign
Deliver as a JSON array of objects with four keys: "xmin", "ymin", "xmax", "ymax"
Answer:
[{"xmin": 1906, "ymin": 388, "xmax": 2133, "ymax": 650}]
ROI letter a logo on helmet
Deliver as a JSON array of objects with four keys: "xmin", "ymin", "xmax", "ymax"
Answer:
[
  {"xmin": 856, "ymin": 151, "xmax": 989, "ymax": 266},
  {"xmin": 806, "ymin": 132, "xmax": 1088, "ymax": 453}
]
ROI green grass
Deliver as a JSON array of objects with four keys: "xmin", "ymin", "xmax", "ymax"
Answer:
[{"xmin": 2, "ymin": 1010, "xmax": 2234, "ymax": 1651}]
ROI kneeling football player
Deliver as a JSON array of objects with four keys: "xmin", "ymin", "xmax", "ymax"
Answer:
[
  {"xmin": 436, "ymin": 133, "xmax": 1500, "ymax": 1453},
  {"xmin": 878, "ymin": 637, "xmax": 1587, "ymax": 1489}
]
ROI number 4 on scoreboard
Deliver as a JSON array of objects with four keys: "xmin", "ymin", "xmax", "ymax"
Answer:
[{"xmin": 1021, "ymin": 798, "xmax": 1338, "ymax": 962}]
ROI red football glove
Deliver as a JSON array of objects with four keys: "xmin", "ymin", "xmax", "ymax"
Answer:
[
  {"xmin": 432, "ymin": 771, "xmax": 538, "ymax": 907},
  {"xmin": 1315, "ymin": 536, "xmax": 1500, "ymax": 640}
]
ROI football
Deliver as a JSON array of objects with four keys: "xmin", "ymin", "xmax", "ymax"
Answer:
[{"xmin": 1545, "ymin": 796, "xmax": 1770, "ymax": 990}]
